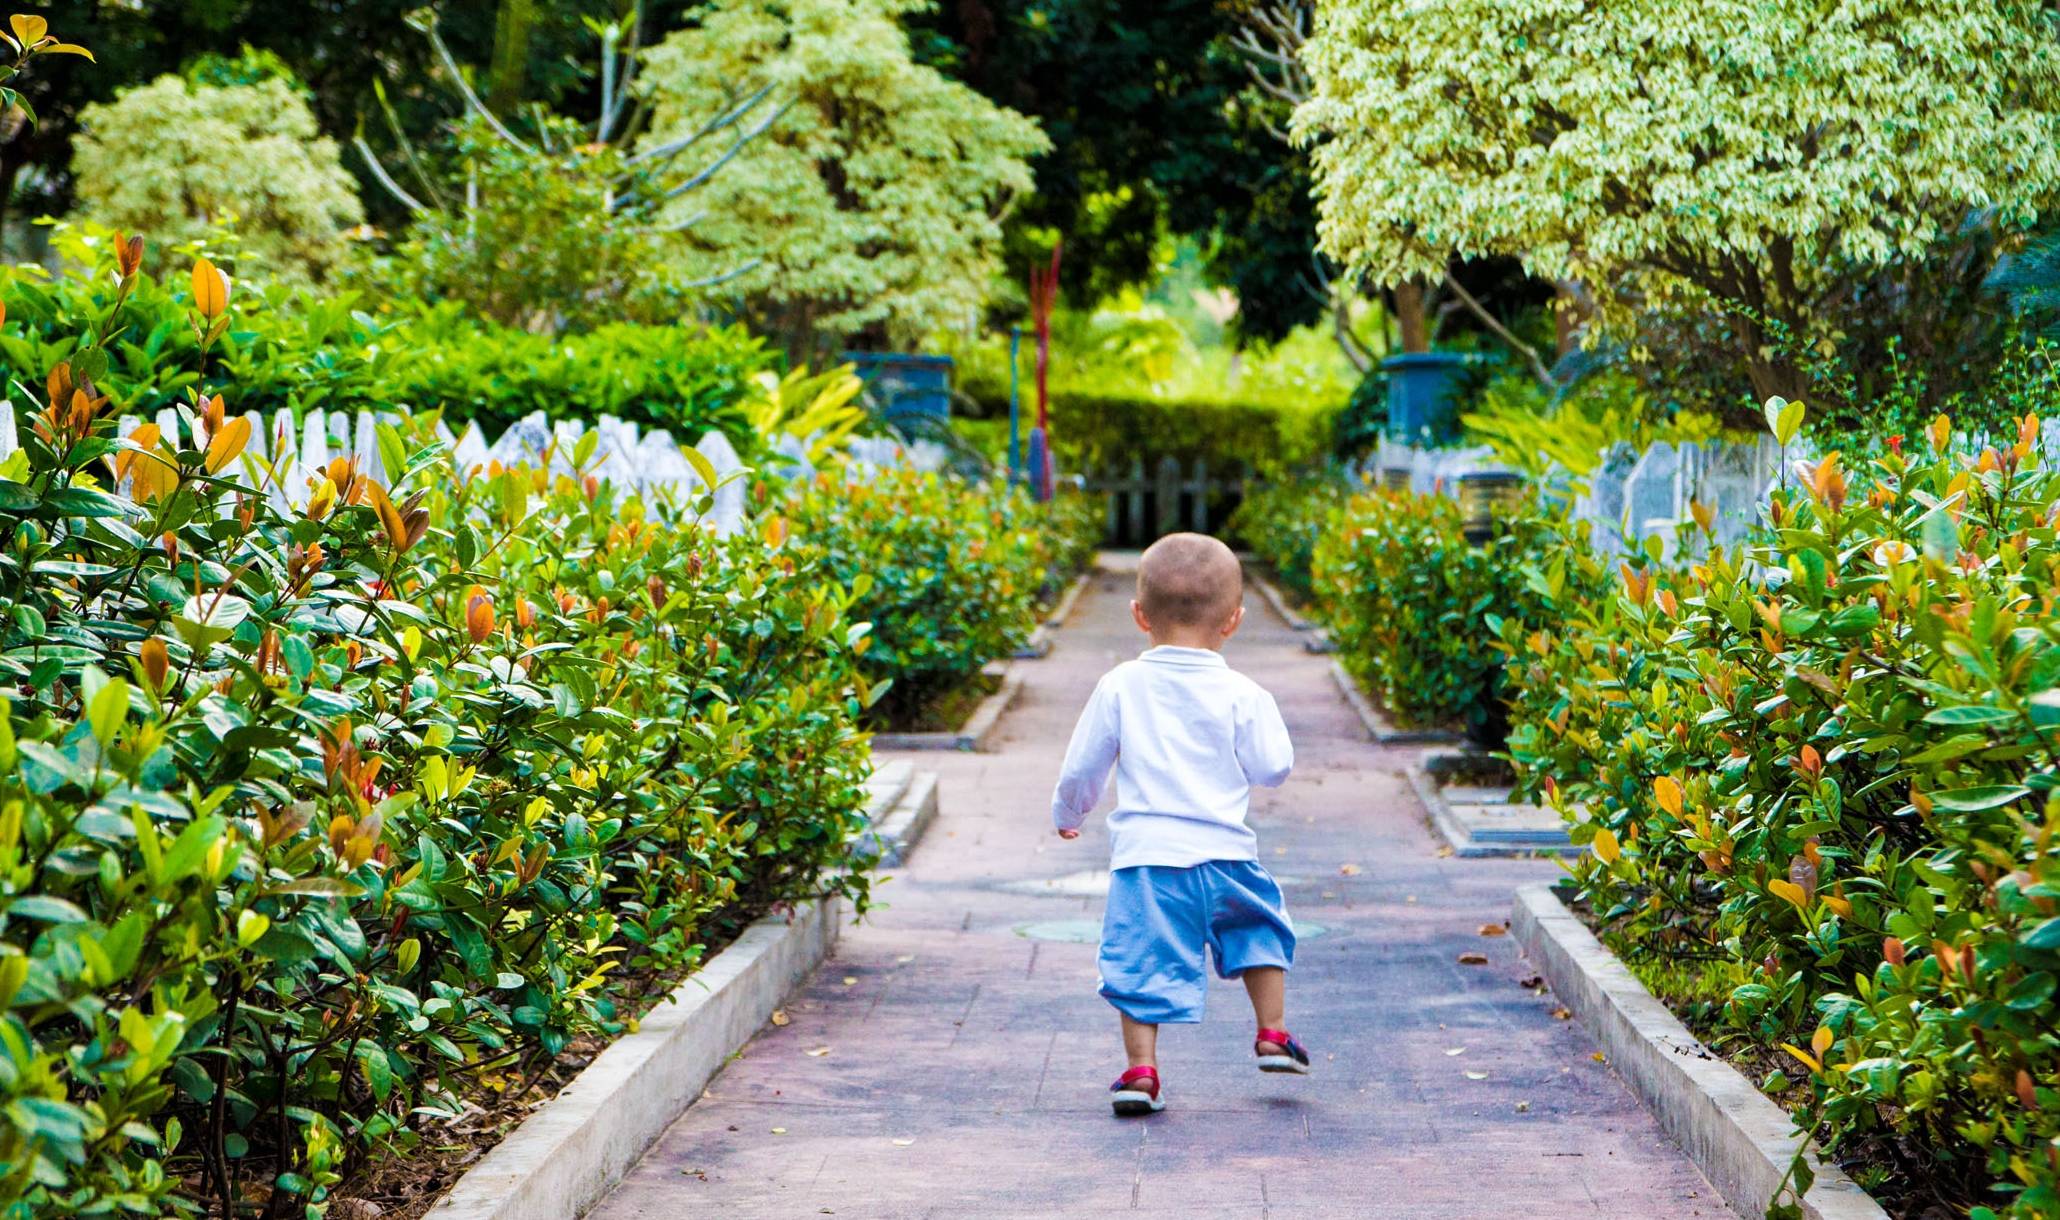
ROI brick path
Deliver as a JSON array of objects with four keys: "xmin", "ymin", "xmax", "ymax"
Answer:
[{"xmin": 592, "ymin": 555, "xmax": 1722, "ymax": 1219}]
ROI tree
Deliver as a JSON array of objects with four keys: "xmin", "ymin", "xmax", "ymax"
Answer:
[
  {"xmin": 1294, "ymin": 0, "xmax": 2060, "ymax": 401},
  {"xmin": 638, "ymin": 0, "xmax": 1047, "ymax": 354},
  {"xmin": 358, "ymin": 8, "xmax": 783, "ymax": 332},
  {"xmin": 71, "ymin": 74, "xmax": 363, "ymax": 280}
]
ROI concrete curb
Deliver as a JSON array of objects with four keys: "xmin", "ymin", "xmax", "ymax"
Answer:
[
  {"xmin": 864, "ymin": 770, "xmax": 939, "ymax": 867},
  {"xmin": 1245, "ymin": 566, "xmax": 1315, "ymax": 632},
  {"xmin": 1242, "ymin": 566, "xmax": 1334, "ymax": 654},
  {"xmin": 1409, "ymin": 762, "xmax": 1576, "ymax": 857},
  {"xmin": 1015, "ymin": 564, "xmax": 1100, "ymax": 659},
  {"xmin": 1512, "ymin": 885, "xmax": 1888, "ymax": 1220},
  {"xmin": 870, "ymin": 664, "xmax": 1023, "ymax": 752},
  {"xmin": 1329, "ymin": 658, "xmax": 1462, "ymax": 746},
  {"xmin": 1046, "ymin": 567, "xmax": 1095, "ymax": 628},
  {"xmin": 424, "ymin": 897, "xmax": 842, "ymax": 1220}
]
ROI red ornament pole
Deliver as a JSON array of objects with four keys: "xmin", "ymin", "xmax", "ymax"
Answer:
[{"xmin": 1027, "ymin": 241, "xmax": 1062, "ymax": 501}]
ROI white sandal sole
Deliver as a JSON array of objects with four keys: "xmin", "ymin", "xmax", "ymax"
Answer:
[
  {"xmin": 1111, "ymin": 1089, "xmax": 1166, "ymax": 1116},
  {"xmin": 1256, "ymin": 1055, "xmax": 1310, "ymax": 1074}
]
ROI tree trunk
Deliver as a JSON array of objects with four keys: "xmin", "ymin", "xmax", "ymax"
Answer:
[
  {"xmin": 1393, "ymin": 279, "xmax": 1430, "ymax": 354},
  {"xmin": 1554, "ymin": 281, "xmax": 1579, "ymax": 357}
]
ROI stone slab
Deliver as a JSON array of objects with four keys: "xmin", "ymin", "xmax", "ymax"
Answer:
[
  {"xmin": 1409, "ymin": 766, "xmax": 1577, "ymax": 856},
  {"xmin": 1512, "ymin": 885, "xmax": 1887, "ymax": 1220}
]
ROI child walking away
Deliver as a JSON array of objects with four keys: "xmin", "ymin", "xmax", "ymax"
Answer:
[{"xmin": 1050, "ymin": 533, "xmax": 1308, "ymax": 1117}]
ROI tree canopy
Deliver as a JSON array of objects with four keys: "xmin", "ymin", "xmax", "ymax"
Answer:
[
  {"xmin": 72, "ymin": 74, "xmax": 363, "ymax": 280},
  {"xmin": 1294, "ymin": 0, "xmax": 2060, "ymax": 398},
  {"xmin": 639, "ymin": 0, "xmax": 1048, "ymax": 352}
]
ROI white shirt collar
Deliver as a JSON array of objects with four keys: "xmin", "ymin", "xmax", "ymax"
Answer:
[{"xmin": 1139, "ymin": 645, "xmax": 1227, "ymax": 668}]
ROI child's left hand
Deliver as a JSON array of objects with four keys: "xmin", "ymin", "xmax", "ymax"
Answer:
[{"xmin": 1057, "ymin": 828, "xmax": 1080, "ymax": 840}]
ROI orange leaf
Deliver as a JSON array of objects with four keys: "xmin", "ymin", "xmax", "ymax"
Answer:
[
  {"xmin": 1652, "ymin": 776, "xmax": 1684, "ymax": 818},
  {"xmin": 9, "ymin": 15, "xmax": 46, "ymax": 46},
  {"xmin": 1780, "ymin": 1042, "xmax": 1822, "ymax": 1074},
  {"xmin": 1591, "ymin": 827, "xmax": 1620, "ymax": 864},
  {"xmin": 1768, "ymin": 878, "xmax": 1808, "ymax": 909},
  {"xmin": 203, "ymin": 415, "xmax": 250, "ymax": 474},
  {"xmin": 1811, "ymin": 1025, "xmax": 1834, "ymax": 1059},
  {"xmin": 190, "ymin": 258, "xmax": 229, "ymax": 319}
]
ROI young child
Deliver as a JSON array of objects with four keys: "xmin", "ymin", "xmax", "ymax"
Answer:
[{"xmin": 1050, "ymin": 532, "xmax": 1308, "ymax": 1117}]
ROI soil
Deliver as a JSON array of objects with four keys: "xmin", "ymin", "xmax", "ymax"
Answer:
[
  {"xmin": 872, "ymin": 672, "xmax": 1000, "ymax": 735},
  {"xmin": 327, "ymin": 917, "xmax": 759, "ymax": 1219},
  {"xmin": 1568, "ymin": 898, "xmax": 1987, "ymax": 1219}
]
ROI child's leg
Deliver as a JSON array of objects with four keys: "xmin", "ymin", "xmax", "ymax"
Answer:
[
  {"xmin": 1242, "ymin": 966, "xmax": 1286, "ymax": 1039},
  {"xmin": 1121, "ymin": 1013, "xmax": 1159, "ymax": 1068}
]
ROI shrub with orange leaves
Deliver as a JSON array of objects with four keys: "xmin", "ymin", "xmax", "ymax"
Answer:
[
  {"xmin": 1495, "ymin": 399, "xmax": 2060, "ymax": 1216},
  {"xmin": 0, "ymin": 169, "xmax": 874, "ymax": 1217}
]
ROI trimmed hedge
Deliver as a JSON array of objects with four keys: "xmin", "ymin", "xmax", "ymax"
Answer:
[
  {"xmin": 1309, "ymin": 488, "xmax": 1580, "ymax": 743},
  {"xmin": 1228, "ymin": 468, "xmax": 1358, "ymax": 601},
  {"xmin": 955, "ymin": 367, "xmax": 1335, "ymax": 474},
  {"xmin": 778, "ymin": 469, "xmax": 1101, "ymax": 728},
  {"xmin": 0, "ymin": 247, "xmax": 870, "ymax": 1215},
  {"xmin": 1498, "ymin": 417, "xmax": 2060, "ymax": 1216},
  {"xmin": 1265, "ymin": 405, "xmax": 2060, "ymax": 1215},
  {"xmin": 3, "ymin": 228, "xmax": 774, "ymax": 441}
]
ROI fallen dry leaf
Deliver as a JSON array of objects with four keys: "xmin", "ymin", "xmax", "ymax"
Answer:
[
  {"xmin": 1435, "ymin": 846, "xmax": 1455, "ymax": 858},
  {"xmin": 891, "ymin": 1138, "xmax": 915, "ymax": 1147},
  {"xmin": 771, "ymin": 1127, "xmax": 787, "ymax": 1135},
  {"xmin": 895, "ymin": 955, "xmax": 916, "ymax": 964},
  {"xmin": 1457, "ymin": 952, "xmax": 1489, "ymax": 965},
  {"xmin": 1404, "ymin": 895, "xmax": 1418, "ymax": 903},
  {"xmin": 1516, "ymin": 1101, "xmax": 1531, "ymax": 1113},
  {"xmin": 1551, "ymin": 1007, "xmax": 1573, "ymax": 1021},
  {"xmin": 1591, "ymin": 1052, "xmax": 1607, "ymax": 1063},
  {"xmin": 805, "ymin": 1047, "xmax": 830, "ymax": 1057},
  {"xmin": 841, "ymin": 976, "xmax": 857, "ymax": 986},
  {"xmin": 769, "ymin": 1009, "xmax": 791, "ymax": 1027},
  {"xmin": 1464, "ymin": 1071, "xmax": 1488, "ymax": 1080},
  {"xmin": 1445, "ymin": 1047, "xmax": 1467, "ymax": 1056},
  {"xmin": 1478, "ymin": 923, "xmax": 1508, "ymax": 937},
  {"xmin": 1338, "ymin": 863, "xmax": 1362, "ymax": 876}
]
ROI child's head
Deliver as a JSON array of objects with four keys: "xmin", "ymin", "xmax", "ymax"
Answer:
[{"xmin": 1133, "ymin": 532, "xmax": 1245, "ymax": 648}]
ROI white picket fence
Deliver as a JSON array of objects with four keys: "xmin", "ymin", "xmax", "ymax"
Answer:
[
  {"xmin": 1371, "ymin": 432, "xmax": 1802, "ymax": 556},
  {"xmin": 0, "ymin": 402, "xmax": 955, "ymax": 539}
]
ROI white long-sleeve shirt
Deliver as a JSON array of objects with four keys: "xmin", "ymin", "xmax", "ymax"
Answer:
[{"xmin": 1051, "ymin": 645, "xmax": 1294, "ymax": 869}]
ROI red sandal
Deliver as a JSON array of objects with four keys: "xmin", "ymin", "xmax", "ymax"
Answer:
[
  {"xmin": 1255, "ymin": 1027, "xmax": 1311, "ymax": 1074},
  {"xmin": 1110, "ymin": 1065, "xmax": 1165, "ymax": 1116}
]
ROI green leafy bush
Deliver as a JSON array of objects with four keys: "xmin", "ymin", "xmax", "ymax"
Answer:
[
  {"xmin": 0, "ymin": 231, "xmax": 774, "ymax": 439},
  {"xmin": 1313, "ymin": 488, "xmax": 1575, "ymax": 742},
  {"xmin": 778, "ymin": 466, "xmax": 1048, "ymax": 727},
  {"xmin": 71, "ymin": 75, "xmax": 364, "ymax": 282},
  {"xmin": 1497, "ymin": 412, "xmax": 2060, "ymax": 1216},
  {"xmin": 1228, "ymin": 468, "xmax": 1359, "ymax": 601},
  {"xmin": 0, "ymin": 242, "xmax": 871, "ymax": 1216}
]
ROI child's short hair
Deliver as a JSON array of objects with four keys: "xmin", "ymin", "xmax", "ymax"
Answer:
[{"xmin": 1137, "ymin": 533, "xmax": 1243, "ymax": 629}]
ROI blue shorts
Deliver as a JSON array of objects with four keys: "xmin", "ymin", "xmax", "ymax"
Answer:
[{"xmin": 1097, "ymin": 859, "xmax": 1296, "ymax": 1024}]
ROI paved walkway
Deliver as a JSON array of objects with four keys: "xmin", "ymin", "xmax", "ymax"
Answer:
[{"xmin": 593, "ymin": 555, "xmax": 1720, "ymax": 1219}]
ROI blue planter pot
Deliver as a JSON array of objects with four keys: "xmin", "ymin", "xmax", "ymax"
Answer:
[
  {"xmin": 1383, "ymin": 352, "xmax": 1468, "ymax": 443},
  {"xmin": 842, "ymin": 351, "xmax": 955, "ymax": 425}
]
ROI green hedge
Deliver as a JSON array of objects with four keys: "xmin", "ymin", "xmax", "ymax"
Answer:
[
  {"xmin": 3, "ymin": 228, "xmax": 775, "ymax": 441},
  {"xmin": 1227, "ymin": 468, "xmax": 1358, "ymax": 600},
  {"xmin": 0, "ymin": 247, "xmax": 870, "ymax": 1215},
  {"xmin": 1309, "ymin": 488, "xmax": 1577, "ymax": 742},
  {"xmin": 778, "ymin": 469, "xmax": 1101, "ymax": 728},
  {"xmin": 1496, "ymin": 418, "xmax": 2060, "ymax": 1216},
  {"xmin": 955, "ymin": 367, "xmax": 1335, "ymax": 474}
]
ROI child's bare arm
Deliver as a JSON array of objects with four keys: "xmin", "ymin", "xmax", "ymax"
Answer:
[{"xmin": 1051, "ymin": 678, "xmax": 1119, "ymax": 837}]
